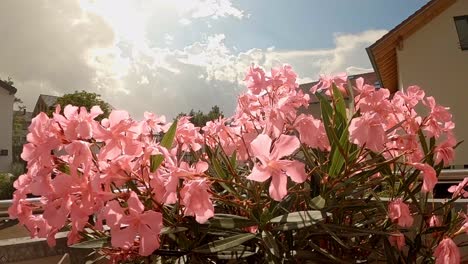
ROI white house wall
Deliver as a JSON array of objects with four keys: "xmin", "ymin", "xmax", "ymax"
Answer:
[
  {"xmin": 397, "ymin": 0, "xmax": 468, "ymax": 166},
  {"xmin": 0, "ymin": 88, "xmax": 14, "ymax": 172}
]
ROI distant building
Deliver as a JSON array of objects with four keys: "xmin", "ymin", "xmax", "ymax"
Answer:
[
  {"xmin": 367, "ymin": 0, "xmax": 468, "ymax": 166},
  {"xmin": 32, "ymin": 94, "xmax": 58, "ymax": 117},
  {"xmin": 298, "ymin": 72, "xmax": 378, "ymax": 117},
  {"xmin": 0, "ymin": 80, "xmax": 17, "ymax": 172},
  {"xmin": 12, "ymin": 110, "xmax": 33, "ymax": 163}
]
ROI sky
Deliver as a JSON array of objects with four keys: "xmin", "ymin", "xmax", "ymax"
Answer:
[{"xmin": 0, "ymin": 0, "xmax": 428, "ymax": 118}]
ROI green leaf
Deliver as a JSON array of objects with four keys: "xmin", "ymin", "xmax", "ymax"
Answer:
[
  {"xmin": 192, "ymin": 233, "xmax": 256, "ymax": 254},
  {"xmin": 273, "ymin": 221, "xmax": 315, "ymax": 231},
  {"xmin": 150, "ymin": 120, "xmax": 178, "ymax": 172},
  {"xmin": 209, "ymin": 215, "xmax": 257, "ymax": 229},
  {"xmin": 310, "ymin": 195, "xmax": 326, "ymax": 210},
  {"xmin": 316, "ymin": 91, "xmax": 349, "ymax": 178},
  {"xmin": 383, "ymin": 238, "xmax": 398, "ymax": 264},
  {"xmin": 212, "ymin": 250, "xmax": 256, "ymax": 259},
  {"xmin": 230, "ymin": 151, "xmax": 237, "ymax": 168},
  {"xmin": 262, "ymin": 231, "xmax": 280, "ymax": 257},
  {"xmin": 331, "ymin": 83, "xmax": 347, "ymax": 121},
  {"xmin": 160, "ymin": 226, "xmax": 188, "ymax": 235},
  {"xmin": 70, "ymin": 237, "xmax": 109, "ymax": 249},
  {"xmin": 269, "ymin": 210, "xmax": 324, "ymax": 224}
]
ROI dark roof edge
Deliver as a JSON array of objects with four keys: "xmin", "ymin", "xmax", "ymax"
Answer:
[
  {"xmin": 368, "ymin": 0, "xmax": 439, "ymax": 50},
  {"xmin": 0, "ymin": 79, "xmax": 17, "ymax": 95},
  {"xmin": 365, "ymin": 47, "xmax": 384, "ymax": 89}
]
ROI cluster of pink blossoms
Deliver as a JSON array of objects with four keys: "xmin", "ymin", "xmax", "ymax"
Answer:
[
  {"xmin": 8, "ymin": 63, "xmax": 467, "ymax": 262},
  {"xmin": 8, "ymin": 105, "xmax": 214, "ymax": 256}
]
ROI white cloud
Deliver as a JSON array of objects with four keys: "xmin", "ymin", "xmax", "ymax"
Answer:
[{"xmin": 0, "ymin": 0, "xmax": 386, "ymax": 120}]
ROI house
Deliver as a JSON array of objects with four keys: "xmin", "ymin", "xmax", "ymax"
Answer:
[
  {"xmin": 32, "ymin": 94, "xmax": 58, "ymax": 117},
  {"xmin": 0, "ymin": 80, "xmax": 17, "ymax": 172},
  {"xmin": 367, "ymin": 0, "xmax": 468, "ymax": 167},
  {"xmin": 298, "ymin": 72, "xmax": 378, "ymax": 117}
]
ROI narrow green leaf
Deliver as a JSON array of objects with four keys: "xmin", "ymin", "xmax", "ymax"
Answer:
[
  {"xmin": 273, "ymin": 221, "xmax": 314, "ymax": 231},
  {"xmin": 262, "ymin": 231, "xmax": 280, "ymax": 257},
  {"xmin": 126, "ymin": 180, "xmax": 141, "ymax": 195},
  {"xmin": 209, "ymin": 215, "xmax": 256, "ymax": 229},
  {"xmin": 418, "ymin": 130, "xmax": 429, "ymax": 155},
  {"xmin": 211, "ymin": 157, "xmax": 227, "ymax": 179},
  {"xmin": 310, "ymin": 195, "xmax": 326, "ymax": 209},
  {"xmin": 331, "ymin": 83, "xmax": 347, "ymax": 120},
  {"xmin": 150, "ymin": 120, "xmax": 178, "ymax": 172},
  {"xmin": 192, "ymin": 233, "xmax": 256, "ymax": 254},
  {"xmin": 160, "ymin": 226, "xmax": 188, "ymax": 235},
  {"xmin": 213, "ymin": 250, "xmax": 256, "ymax": 259},
  {"xmin": 269, "ymin": 210, "xmax": 324, "ymax": 224},
  {"xmin": 70, "ymin": 237, "xmax": 109, "ymax": 249},
  {"xmin": 230, "ymin": 151, "xmax": 237, "ymax": 168},
  {"xmin": 160, "ymin": 120, "xmax": 178, "ymax": 148},
  {"xmin": 383, "ymin": 238, "xmax": 398, "ymax": 264}
]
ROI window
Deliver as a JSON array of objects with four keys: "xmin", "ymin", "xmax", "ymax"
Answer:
[{"xmin": 454, "ymin": 16, "xmax": 468, "ymax": 50}]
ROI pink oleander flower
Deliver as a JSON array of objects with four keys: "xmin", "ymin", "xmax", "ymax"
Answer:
[
  {"xmin": 108, "ymin": 192, "xmax": 163, "ymax": 256},
  {"xmin": 423, "ymin": 96, "xmax": 452, "ymax": 138},
  {"xmin": 388, "ymin": 199, "xmax": 414, "ymax": 227},
  {"xmin": 244, "ymin": 64, "xmax": 268, "ymax": 95},
  {"xmin": 93, "ymin": 110, "xmax": 143, "ymax": 160},
  {"xmin": 310, "ymin": 73, "xmax": 348, "ymax": 96},
  {"xmin": 353, "ymin": 77, "xmax": 375, "ymax": 97},
  {"xmin": 457, "ymin": 211, "xmax": 468, "ymax": 234},
  {"xmin": 434, "ymin": 134, "xmax": 456, "ymax": 165},
  {"xmin": 176, "ymin": 116, "xmax": 203, "ymax": 151},
  {"xmin": 388, "ymin": 232, "xmax": 405, "ymax": 251},
  {"xmin": 397, "ymin": 85, "xmax": 425, "ymax": 108},
  {"xmin": 247, "ymin": 134, "xmax": 307, "ymax": 201},
  {"xmin": 429, "ymin": 214, "xmax": 442, "ymax": 227},
  {"xmin": 433, "ymin": 238, "xmax": 460, "ymax": 264},
  {"xmin": 21, "ymin": 112, "xmax": 61, "ymax": 167},
  {"xmin": 53, "ymin": 104, "xmax": 103, "ymax": 140},
  {"xmin": 349, "ymin": 112, "xmax": 386, "ymax": 152},
  {"xmin": 448, "ymin": 177, "xmax": 468, "ymax": 198},
  {"xmin": 180, "ymin": 179, "xmax": 214, "ymax": 224},
  {"xmin": 294, "ymin": 114, "xmax": 330, "ymax": 151},
  {"xmin": 410, "ymin": 163, "xmax": 437, "ymax": 193}
]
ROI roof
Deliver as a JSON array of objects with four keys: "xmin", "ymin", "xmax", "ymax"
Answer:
[
  {"xmin": 366, "ymin": 0, "xmax": 457, "ymax": 93},
  {"xmin": 38, "ymin": 94, "xmax": 58, "ymax": 107},
  {"xmin": 0, "ymin": 79, "xmax": 17, "ymax": 95}
]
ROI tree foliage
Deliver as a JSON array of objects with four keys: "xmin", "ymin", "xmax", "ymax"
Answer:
[
  {"xmin": 48, "ymin": 90, "xmax": 112, "ymax": 120},
  {"xmin": 177, "ymin": 105, "xmax": 223, "ymax": 127}
]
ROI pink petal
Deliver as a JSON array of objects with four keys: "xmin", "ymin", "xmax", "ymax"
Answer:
[
  {"xmin": 140, "ymin": 211, "xmax": 163, "ymax": 234},
  {"xmin": 195, "ymin": 161, "xmax": 209, "ymax": 174},
  {"xmin": 250, "ymin": 134, "xmax": 272, "ymax": 163},
  {"xmin": 138, "ymin": 223, "xmax": 160, "ymax": 256},
  {"xmin": 109, "ymin": 110, "xmax": 130, "ymax": 127},
  {"xmin": 269, "ymin": 173, "xmax": 288, "ymax": 201},
  {"xmin": 90, "ymin": 106, "xmax": 104, "ymax": 119},
  {"xmin": 271, "ymin": 135, "xmax": 299, "ymax": 160},
  {"xmin": 63, "ymin": 105, "xmax": 78, "ymax": 120},
  {"xmin": 111, "ymin": 225, "xmax": 137, "ymax": 249},
  {"xmin": 283, "ymin": 160, "xmax": 307, "ymax": 183},
  {"xmin": 247, "ymin": 165, "xmax": 271, "ymax": 182},
  {"xmin": 127, "ymin": 191, "xmax": 144, "ymax": 215}
]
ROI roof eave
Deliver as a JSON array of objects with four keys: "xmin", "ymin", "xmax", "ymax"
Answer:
[{"xmin": 0, "ymin": 80, "xmax": 17, "ymax": 95}]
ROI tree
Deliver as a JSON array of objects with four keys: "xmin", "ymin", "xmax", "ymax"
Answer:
[
  {"xmin": 47, "ymin": 90, "xmax": 112, "ymax": 120},
  {"xmin": 176, "ymin": 105, "xmax": 223, "ymax": 127}
]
